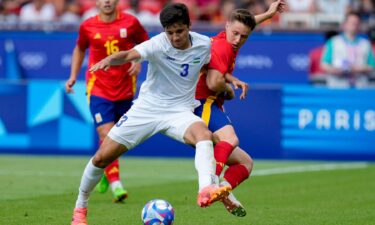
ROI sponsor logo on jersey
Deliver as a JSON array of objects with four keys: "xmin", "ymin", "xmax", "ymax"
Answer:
[
  {"xmin": 120, "ymin": 28, "xmax": 127, "ymax": 38},
  {"xmin": 166, "ymin": 56, "xmax": 176, "ymax": 61},
  {"xmin": 94, "ymin": 33, "xmax": 101, "ymax": 39}
]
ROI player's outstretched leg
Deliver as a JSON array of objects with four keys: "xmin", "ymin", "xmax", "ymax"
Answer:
[
  {"xmin": 220, "ymin": 147, "xmax": 253, "ymax": 216},
  {"xmin": 71, "ymin": 158, "xmax": 104, "ymax": 225},
  {"xmin": 71, "ymin": 137, "xmax": 128, "ymax": 224},
  {"xmin": 194, "ymin": 140, "xmax": 231, "ymax": 207},
  {"xmin": 184, "ymin": 122, "xmax": 231, "ymax": 207}
]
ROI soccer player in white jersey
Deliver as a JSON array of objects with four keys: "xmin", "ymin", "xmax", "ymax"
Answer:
[{"xmin": 70, "ymin": 3, "xmax": 231, "ymax": 225}]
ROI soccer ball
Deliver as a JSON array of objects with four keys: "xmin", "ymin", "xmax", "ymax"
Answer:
[{"xmin": 141, "ymin": 199, "xmax": 174, "ymax": 225}]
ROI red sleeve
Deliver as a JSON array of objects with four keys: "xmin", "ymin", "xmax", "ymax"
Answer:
[
  {"xmin": 208, "ymin": 39, "xmax": 234, "ymax": 75},
  {"xmin": 132, "ymin": 18, "xmax": 149, "ymax": 44},
  {"xmin": 76, "ymin": 22, "xmax": 89, "ymax": 50}
]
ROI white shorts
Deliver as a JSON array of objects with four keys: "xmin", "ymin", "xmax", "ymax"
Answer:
[{"xmin": 108, "ymin": 99, "xmax": 203, "ymax": 150}]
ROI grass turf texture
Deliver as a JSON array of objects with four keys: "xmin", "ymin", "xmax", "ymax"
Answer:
[{"xmin": 0, "ymin": 155, "xmax": 374, "ymax": 225}]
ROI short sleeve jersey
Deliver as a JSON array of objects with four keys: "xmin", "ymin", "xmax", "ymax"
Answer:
[
  {"xmin": 195, "ymin": 31, "xmax": 237, "ymax": 107},
  {"xmin": 77, "ymin": 12, "xmax": 149, "ymax": 101},
  {"xmin": 133, "ymin": 31, "xmax": 211, "ymax": 109}
]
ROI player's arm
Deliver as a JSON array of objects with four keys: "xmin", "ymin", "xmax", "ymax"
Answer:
[
  {"xmin": 254, "ymin": 0, "xmax": 285, "ymax": 25},
  {"xmin": 65, "ymin": 45, "xmax": 85, "ymax": 94},
  {"xmin": 90, "ymin": 49, "xmax": 141, "ymax": 72},
  {"xmin": 127, "ymin": 61, "xmax": 142, "ymax": 77},
  {"xmin": 224, "ymin": 73, "xmax": 249, "ymax": 100},
  {"xmin": 206, "ymin": 69, "xmax": 235, "ymax": 100},
  {"xmin": 206, "ymin": 69, "xmax": 232, "ymax": 93}
]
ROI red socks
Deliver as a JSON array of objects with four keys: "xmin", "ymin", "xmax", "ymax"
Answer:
[
  {"xmin": 105, "ymin": 158, "xmax": 120, "ymax": 183},
  {"xmin": 99, "ymin": 140, "xmax": 121, "ymax": 183},
  {"xmin": 214, "ymin": 141, "xmax": 234, "ymax": 176},
  {"xmin": 224, "ymin": 164, "xmax": 250, "ymax": 189}
]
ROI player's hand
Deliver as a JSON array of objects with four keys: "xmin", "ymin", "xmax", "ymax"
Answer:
[
  {"xmin": 232, "ymin": 80, "xmax": 249, "ymax": 100},
  {"xmin": 223, "ymin": 84, "xmax": 235, "ymax": 100},
  {"xmin": 65, "ymin": 78, "xmax": 76, "ymax": 94},
  {"xmin": 128, "ymin": 61, "xmax": 141, "ymax": 76},
  {"xmin": 268, "ymin": 0, "xmax": 286, "ymax": 16},
  {"xmin": 90, "ymin": 56, "xmax": 112, "ymax": 72}
]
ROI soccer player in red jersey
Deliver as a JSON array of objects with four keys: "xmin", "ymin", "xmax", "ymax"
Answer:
[
  {"xmin": 65, "ymin": 0, "xmax": 149, "ymax": 203},
  {"xmin": 195, "ymin": 0, "xmax": 285, "ymax": 217}
]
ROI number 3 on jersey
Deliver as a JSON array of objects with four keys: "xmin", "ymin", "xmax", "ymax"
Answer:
[
  {"xmin": 180, "ymin": 64, "xmax": 189, "ymax": 77},
  {"xmin": 116, "ymin": 115, "xmax": 128, "ymax": 127}
]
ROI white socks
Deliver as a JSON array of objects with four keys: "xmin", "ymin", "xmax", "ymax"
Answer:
[
  {"xmin": 75, "ymin": 158, "xmax": 104, "ymax": 208},
  {"xmin": 220, "ymin": 180, "xmax": 231, "ymax": 188},
  {"xmin": 110, "ymin": 180, "xmax": 123, "ymax": 191},
  {"xmin": 195, "ymin": 140, "xmax": 216, "ymax": 191}
]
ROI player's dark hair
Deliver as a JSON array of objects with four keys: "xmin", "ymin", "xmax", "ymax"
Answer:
[
  {"xmin": 230, "ymin": 9, "xmax": 256, "ymax": 31},
  {"xmin": 159, "ymin": 3, "xmax": 190, "ymax": 28}
]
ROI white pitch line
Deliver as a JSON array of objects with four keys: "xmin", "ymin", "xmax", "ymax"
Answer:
[
  {"xmin": 252, "ymin": 162, "xmax": 369, "ymax": 176},
  {"xmin": 0, "ymin": 163, "xmax": 369, "ymax": 179}
]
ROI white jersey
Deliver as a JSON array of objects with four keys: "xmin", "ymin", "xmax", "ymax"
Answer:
[{"xmin": 134, "ymin": 31, "xmax": 211, "ymax": 109}]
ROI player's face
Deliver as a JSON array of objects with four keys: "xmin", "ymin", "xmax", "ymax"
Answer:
[
  {"xmin": 96, "ymin": 0, "xmax": 118, "ymax": 15},
  {"xmin": 165, "ymin": 23, "xmax": 191, "ymax": 50},
  {"xmin": 225, "ymin": 20, "xmax": 251, "ymax": 51}
]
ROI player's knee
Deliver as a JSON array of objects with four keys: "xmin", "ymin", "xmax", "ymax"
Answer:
[
  {"xmin": 229, "ymin": 136, "xmax": 239, "ymax": 147},
  {"xmin": 243, "ymin": 156, "xmax": 254, "ymax": 174},
  {"xmin": 92, "ymin": 154, "xmax": 110, "ymax": 168},
  {"xmin": 200, "ymin": 128, "xmax": 213, "ymax": 141},
  {"xmin": 213, "ymin": 125, "xmax": 239, "ymax": 146},
  {"xmin": 216, "ymin": 134, "xmax": 240, "ymax": 147}
]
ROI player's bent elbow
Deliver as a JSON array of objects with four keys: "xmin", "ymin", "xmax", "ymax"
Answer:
[{"xmin": 206, "ymin": 75, "xmax": 227, "ymax": 92}]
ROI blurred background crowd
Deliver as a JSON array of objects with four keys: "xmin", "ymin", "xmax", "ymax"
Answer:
[
  {"xmin": 1, "ymin": 0, "xmax": 375, "ymax": 88},
  {"xmin": 0, "ymin": 0, "xmax": 374, "ymax": 29}
]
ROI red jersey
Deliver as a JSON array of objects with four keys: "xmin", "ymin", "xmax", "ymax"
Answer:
[
  {"xmin": 195, "ymin": 31, "xmax": 237, "ymax": 107},
  {"xmin": 77, "ymin": 12, "xmax": 149, "ymax": 101}
]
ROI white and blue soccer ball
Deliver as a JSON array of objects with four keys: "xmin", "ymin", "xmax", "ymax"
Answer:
[{"xmin": 141, "ymin": 199, "xmax": 174, "ymax": 225}]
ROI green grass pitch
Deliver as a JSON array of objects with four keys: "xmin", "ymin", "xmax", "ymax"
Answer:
[{"xmin": 0, "ymin": 155, "xmax": 374, "ymax": 225}]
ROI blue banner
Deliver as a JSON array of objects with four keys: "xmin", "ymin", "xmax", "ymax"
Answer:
[
  {"xmin": 236, "ymin": 33, "xmax": 322, "ymax": 84},
  {"xmin": 0, "ymin": 80, "xmax": 95, "ymax": 154},
  {"xmin": 282, "ymin": 86, "xmax": 375, "ymax": 159},
  {"xmin": 0, "ymin": 31, "xmax": 323, "ymax": 84},
  {"xmin": 3, "ymin": 80, "xmax": 374, "ymax": 160}
]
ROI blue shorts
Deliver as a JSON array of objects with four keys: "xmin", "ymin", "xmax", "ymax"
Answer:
[
  {"xmin": 89, "ymin": 95, "xmax": 133, "ymax": 128},
  {"xmin": 194, "ymin": 98, "xmax": 232, "ymax": 132}
]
